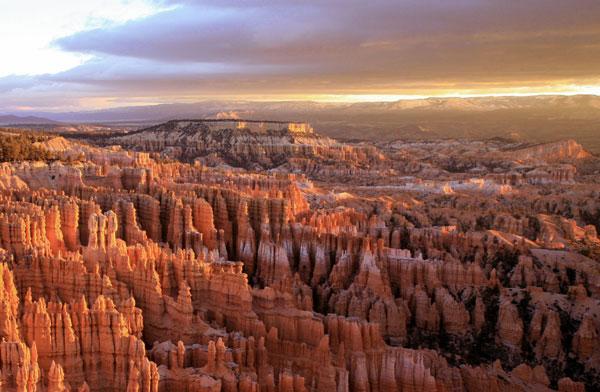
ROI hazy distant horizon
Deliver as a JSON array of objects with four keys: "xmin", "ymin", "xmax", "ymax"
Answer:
[
  {"xmin": 3, "ymin": 93, "xmax": 600, "ymax": 154},
  {"xmin": 3, "ymin": 92, "xmax": 600, "ymax": 118}
]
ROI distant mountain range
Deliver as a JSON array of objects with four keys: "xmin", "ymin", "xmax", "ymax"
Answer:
[
  {"xmin": 0, "ymin": 114, "xmax": 58, "ymax": 125},
  {"xmin": 17, "ymin": 94, "xmax": 600, "ymax": 123},
  {"xmin": 3, "ymin": 94, "xmax": 600, "ymax": 153}
]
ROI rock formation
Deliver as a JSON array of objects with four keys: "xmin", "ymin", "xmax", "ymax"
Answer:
[{"xmin": 0, "ymin": 124, "xmax": 595, "ymax": 391}]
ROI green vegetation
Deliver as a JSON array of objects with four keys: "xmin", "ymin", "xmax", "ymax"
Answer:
[{"xmin": 0, "ymin": 129, "xmax": 57, "ymax": 162}]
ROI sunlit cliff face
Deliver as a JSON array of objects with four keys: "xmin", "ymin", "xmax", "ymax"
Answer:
[{"xmin": 1, "ymin": 0, "xmax": 600, "ymax": 110}]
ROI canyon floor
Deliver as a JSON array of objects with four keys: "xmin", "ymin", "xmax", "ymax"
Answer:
[{"xmin": 0, "ymin": 120, "xmax": 598, "ymax": 391}]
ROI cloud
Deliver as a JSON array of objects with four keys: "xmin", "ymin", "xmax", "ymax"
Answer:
[
  {"xmin": 0, "ymin": 74, "xmax": 101, "ymax": 111},
  {"xmin": 53, "ymin": 1, "xmax": 600, "ymax": 81},
  {"xmin": 4, "ymin": 0, "xmax": 600, "ymax": 110}
]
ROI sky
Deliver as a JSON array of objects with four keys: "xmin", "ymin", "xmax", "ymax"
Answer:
[{"xmin": 2, "ymin": 0, "xmax": 600, "ymax": 112}]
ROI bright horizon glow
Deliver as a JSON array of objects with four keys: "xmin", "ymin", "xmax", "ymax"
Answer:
[
  {"xmin": 315, "ymin": 84, "xmax": 600, "ymax": 103},
  {"xmin": 7, "ymin": 89, "xmax": 600, "ymax": 113}
]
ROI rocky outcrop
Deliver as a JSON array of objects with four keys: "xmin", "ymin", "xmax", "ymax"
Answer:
[
  {"xmin": 21, "ymin": 295, "xmax": 158, "ymax": 391},
  {"xmin": 572, "ymin": 314, "xmax": 599, "ymax": 363},
  {"xmin": 510, "ymin": 139, "xmax": 591, "ymax": 163}
]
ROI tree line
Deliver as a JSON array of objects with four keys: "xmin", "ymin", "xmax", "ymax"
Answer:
[{"xmin": 0, "ymin": 129, "xmax": 57, "ymax": 162}]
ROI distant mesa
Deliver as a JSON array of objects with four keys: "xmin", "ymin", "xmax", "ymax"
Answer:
[
  {"xmin": 161, "ymin": 118, "xmax": 313, "ymax": 134},
  {"xmin": 108, "ymin": 119, "xmax": 334, "ymax": 170}
]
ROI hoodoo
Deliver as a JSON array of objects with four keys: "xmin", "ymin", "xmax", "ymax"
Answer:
[{"xmin": 0, "ymin": 123, "xmax": 597, "ymax": 391}]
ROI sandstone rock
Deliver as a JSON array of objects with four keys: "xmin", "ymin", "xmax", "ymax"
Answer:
[{"xmin": 497, "ymin": 299, "xmax": 524, "ymax": 350}]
